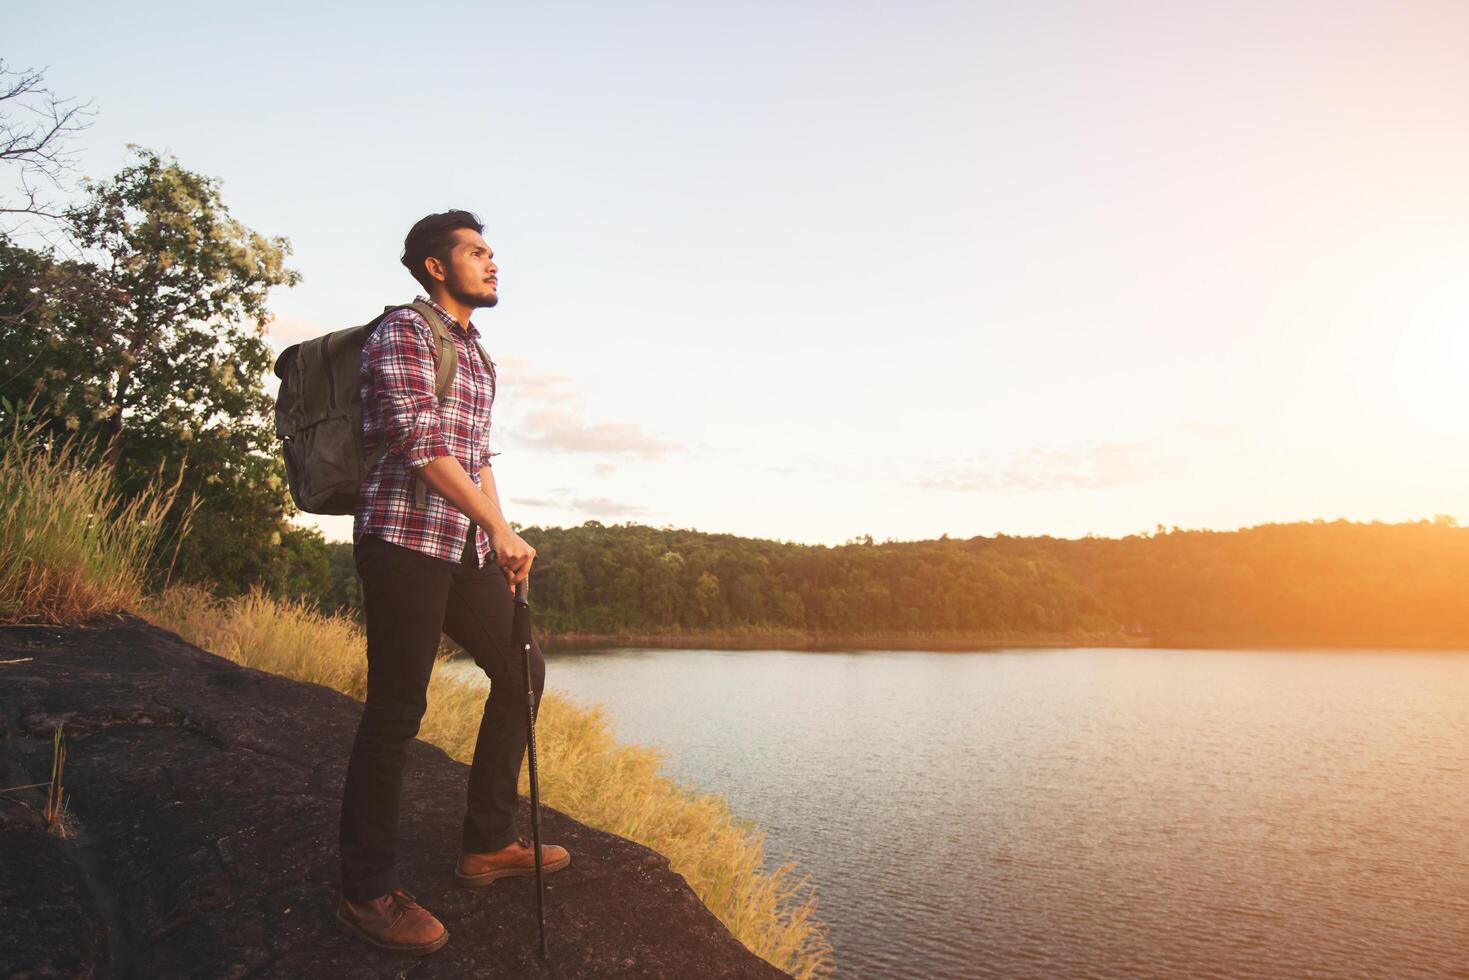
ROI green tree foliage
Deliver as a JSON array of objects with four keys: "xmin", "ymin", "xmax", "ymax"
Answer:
[
  {"xmin": 313, "ymin": 539, "xmax": 363, "ymax": 617},
  {"xmin": 0, "ymin": 146, "xmax": 320, "ymax": 596},
  {"xmin": 321, "ymin": 521, "xmax": 1115, "ymax": 639}
]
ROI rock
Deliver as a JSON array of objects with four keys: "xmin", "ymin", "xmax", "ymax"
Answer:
[{"xmin": 0, "ymin": 617, "xmax": 789, "ymax": 979}]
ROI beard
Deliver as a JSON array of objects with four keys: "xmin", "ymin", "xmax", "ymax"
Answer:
[{"xmin": 445, "ymin": 276, "xmax": 498, "ymax": 309}]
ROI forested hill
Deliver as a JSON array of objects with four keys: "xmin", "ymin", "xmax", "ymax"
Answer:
[{"xmin": 485, "ymin": 517, "xmax": 1467, "ymax": 648}]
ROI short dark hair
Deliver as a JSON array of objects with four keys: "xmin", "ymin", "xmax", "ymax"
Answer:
[{"xmin": 401, "ymin": 210, "xmax": 484, "ymax": 291}]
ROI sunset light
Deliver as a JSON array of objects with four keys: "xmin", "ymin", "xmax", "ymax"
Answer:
[{"xmin": 6, "ymin": 3, "xmax": 1468, "ymax": 978}]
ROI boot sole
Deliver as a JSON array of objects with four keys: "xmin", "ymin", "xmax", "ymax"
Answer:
[
  {"xmin": 454, "ymin": 852, "xmax": 571, "ymax": 888},
  {"xmin": 335, "ymin": 909, "xmax": 449, "ymax": 956}
]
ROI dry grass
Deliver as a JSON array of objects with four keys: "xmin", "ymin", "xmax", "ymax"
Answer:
[
  {"xmin": 0, "ymin": 418, "xmax": 195, "ymax": 624},
  {"xmin": 0, "ymin": 722, "xmax": 77, "ymax": 838},
  {"xmin": 143, "ymin": 584, "xmax": 372, "ymax": 697},
  {"xmin": 44, "ymin": 723, "xmax": 71, "ymax": 838},
  {"xmin": 142, "ymin": 585, "xmax": 834, "ymax": 978}
]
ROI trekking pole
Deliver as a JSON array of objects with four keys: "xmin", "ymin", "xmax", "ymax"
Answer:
[{"xmin": 513, "ymin": 576, "xmax": 549, "ymax": 958}]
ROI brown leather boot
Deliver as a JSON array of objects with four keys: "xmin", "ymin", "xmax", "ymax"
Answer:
[
  {"xmin": 455, "ymin": 834, "xmax": 571, "ymax": 887},
  {"xmin": 336, "ymin": 889, "xmax": 449, "ymax": 955}
]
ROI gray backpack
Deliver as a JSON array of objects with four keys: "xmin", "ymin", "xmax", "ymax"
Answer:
[{"xmin": 272, "ymin": 301, "xmax": 494, "ymax": 515}]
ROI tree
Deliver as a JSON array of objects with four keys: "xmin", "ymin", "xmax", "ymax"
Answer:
[
  {"xmin": 64, "ymin": 146, "xmax": 299, "ymax": 469},
  {"xmin": 693, "ymin": 570, "xmax": 724, "ymax": 626},
  {"xmin": 0, "ymin": 146, "xmax": 307, "ymax": 595}
]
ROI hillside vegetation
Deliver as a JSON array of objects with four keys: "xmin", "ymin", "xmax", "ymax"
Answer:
[{"xmin": 309, "ymin": 517, "xmax": 1469, "ymax": 649}]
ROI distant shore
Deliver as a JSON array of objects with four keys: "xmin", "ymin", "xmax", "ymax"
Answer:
[
  {"xmin": 542, "ymin": 630, "xmax": 1144, "ymax": 653},
  {"xmin": 538, "ymin": 629, "xmax": 1469, "ymax": 654}
]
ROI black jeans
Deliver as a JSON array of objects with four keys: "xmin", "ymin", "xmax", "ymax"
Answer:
[{"xmin": 338, "ymin": 526, "xmax": 546, "ymax": 902}]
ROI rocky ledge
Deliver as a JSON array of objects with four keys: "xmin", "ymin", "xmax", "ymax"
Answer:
[{"xmin": 0, "ymin": 617, "xmax": 788, "ymax": 979}]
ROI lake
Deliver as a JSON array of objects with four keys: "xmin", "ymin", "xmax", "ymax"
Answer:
[{"xmin": 446, "ymin": 646, "xmax": 1469, "ymax": 978}]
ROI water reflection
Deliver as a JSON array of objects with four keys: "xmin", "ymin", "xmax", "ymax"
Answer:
[{"xmin": 445, "ymin": 647, "xmax": 1469, "ymax": 978}]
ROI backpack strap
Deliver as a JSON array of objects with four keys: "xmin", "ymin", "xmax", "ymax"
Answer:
[
  {"xmin": 408, "ymin": 301, "xmax": 460, "ymax": 401},
  {"xmin": 394, "ymin": 302, "xmax": 482, "ymax": 509},
  {"xmin": 471, "ymin": 338, "xmax": 494, "ymax": 384}
]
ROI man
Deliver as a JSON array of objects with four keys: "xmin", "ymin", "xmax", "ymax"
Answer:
[{"xmin": 336, "ymin": 210, "xmax": 570, "ymax": 955}]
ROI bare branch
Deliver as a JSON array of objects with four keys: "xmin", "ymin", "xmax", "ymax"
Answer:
[{"xmin": 0, "ymin": 61, "xmax": 96, "ymax": 229}]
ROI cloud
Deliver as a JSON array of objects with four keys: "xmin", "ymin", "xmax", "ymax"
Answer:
[
  {"xmin": 494, "ymin": 356, "xmax": 683, "ymax": 459},
  {"xmin": 570, "ymin": 496, "xmax": 652, "ymax": 518},
  {"xmin": 263, "ymin": 313, "xmax": 325, "ymax": 347},
  {"xmin": 918, "ymin": 441, "xmax": 1162, "ymax": 493},
  {"xmin": 493, "ymin": 356, "xmax": 576, "ymax": 401},
  {"xmin": 515, "ymin": 406, "xmax": 682, "ymax": 458},
  {"xmin": 512, "ymin": 497, "xmax": 563, "ymax": 509},
  {"xmin": 513, "ymin": 495, "xmax": 651, "ymax": 519},
  {"xmin": 1177, "ymin": 420, "xmax": 1251, "ymax": 441}
]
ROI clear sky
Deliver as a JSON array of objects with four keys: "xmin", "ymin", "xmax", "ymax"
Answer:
[{"xmin": 11, "ymin": 1, "xmax": 1468, "ymax": 545}]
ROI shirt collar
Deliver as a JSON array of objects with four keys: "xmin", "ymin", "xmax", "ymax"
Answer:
[{"xmin": 416, "ymin": 295, "xmax": 479, "ymax": 339}]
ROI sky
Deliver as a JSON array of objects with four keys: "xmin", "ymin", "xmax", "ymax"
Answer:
[{"xmin": 10, "ymin": 1, "xmax": 1469, "ymax": 545}]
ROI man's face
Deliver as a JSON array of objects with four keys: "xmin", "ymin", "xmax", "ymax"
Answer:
[{"xmin": 431, "ymin": 228, "xmax": 498, "ymax": 308}]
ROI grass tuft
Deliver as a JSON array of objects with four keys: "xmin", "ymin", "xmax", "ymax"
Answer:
[
  {"xmin": 0, "ymin": 417, "xmax": 195, "ymax": 624},
  {"xmin": 44, "ymin": 723, "xmax": 71, "ymax": 838}
]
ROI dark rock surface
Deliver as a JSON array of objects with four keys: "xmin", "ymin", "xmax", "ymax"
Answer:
[{"xmin": 0, "ymin": 617, "xmax": 789, "ymax": 979}]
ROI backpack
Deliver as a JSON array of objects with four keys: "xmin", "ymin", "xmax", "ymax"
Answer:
[{"xmin": 272, "ymin": 301, "xmax": 494, "ymax": 515}]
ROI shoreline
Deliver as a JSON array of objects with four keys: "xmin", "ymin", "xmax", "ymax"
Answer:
[{"xmin": 535, "ymin": 630, "xmax": 1469, "ymax": 654}]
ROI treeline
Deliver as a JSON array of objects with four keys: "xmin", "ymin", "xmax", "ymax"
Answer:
[
  {"xmin": 517, "ymin": 522, "xmax": 1114, "ymax": 637},
  {"xmin": 313, "ymin": 516, "xmax": 1469, "ymax": 647},
  {"xmin": 1010, "ymin": 517, "xmax": 1469, "ymax": 645}
]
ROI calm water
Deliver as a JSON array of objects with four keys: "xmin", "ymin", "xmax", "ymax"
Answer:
[{"xmin": 446, "ymin": 647, "xmax": 1469, "ymax": 978}]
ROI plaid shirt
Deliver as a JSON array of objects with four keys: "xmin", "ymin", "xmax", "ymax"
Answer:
[{"xmin": 353, "ymin": 295, "xmax": 497, "ymax": 565}]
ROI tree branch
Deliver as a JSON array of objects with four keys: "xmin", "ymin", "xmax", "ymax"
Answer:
[{"xmin": 0, "ymin": 61, "xmax": 95, "ymax": 228}]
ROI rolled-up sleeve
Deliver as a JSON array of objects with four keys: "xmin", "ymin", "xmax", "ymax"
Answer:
[{"xmin": 364, "ymin": 311, "xmax": 451, "ymax": 470}]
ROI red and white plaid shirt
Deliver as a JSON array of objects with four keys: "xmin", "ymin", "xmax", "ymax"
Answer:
[{"xmin": 353, "ymin": 295, "xmax": 497, "ymax": 565}]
